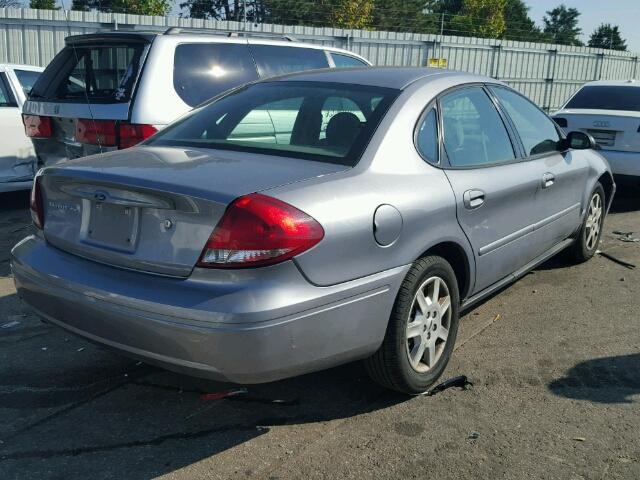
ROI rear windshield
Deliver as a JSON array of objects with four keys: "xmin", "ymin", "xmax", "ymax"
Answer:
[
  {"xmin": 148, "ymin": 81, "xmax": 399, "ymax": 166},
  {"xmin": 14, "ymin": 69, "xmax": 41, "ymax": 96},
  {"xmin": 30, "ymin": 43, "xmax": 146, "ymax": 103},
  {"xmin": 565, "ymin": 85, "xmax": 640, "ymax": 111}
]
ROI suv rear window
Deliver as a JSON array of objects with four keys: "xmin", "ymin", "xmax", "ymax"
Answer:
[
  {"xmin": 30, "ymin": 43, "xmax": 146, "ymax": 103},
  {"xmin": 250, "ymin": 45, "xmax": 329, "ymax": 77},
  {"xmin": 565, "ymin": 85, "xmax": 640, "ymax": 111},
  {"xmin": 14, "ymin": 69, "xmax": 41, "ymax": 96},
  {"xmin": 148, "ymin": 81, "xmax": 399, "ymax": 166},
  {"xmin": 173, "ymin": 43, "xmax": 259, "ymax": 108}
]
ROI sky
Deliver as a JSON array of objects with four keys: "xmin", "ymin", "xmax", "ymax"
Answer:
[{"xmin": 527, "ymin": 0, "xmax": 640, "ymax": 52}]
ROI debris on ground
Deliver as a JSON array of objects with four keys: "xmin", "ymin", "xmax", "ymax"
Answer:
[
  {"xmin": 468, "ymin": 431, "xmax": 481, "ymax": 440},
  {"xmin": 200, "ymin": 387, "xmax": 248, "ymax": 402},
  {"xmin": 41, "ymin": 347, "xmax": 47, "ymax": 351},
  {"xmin": 612, "ymin": 231, "xmax": 640, "ymax": 243},
  {"xmin": 597, "ymin": 250, "xmax": 636, "ymax": 270},
  {"xmin": 422, "ymin": 375, "xmax": 473, "ymax": 396},
  {"xmin": 572, "ymin": 437, "xmax": 586, "ymax": 442},
  {"xmin": 76, "ymin": 347, "xmax": 85, "ymax": 352}
]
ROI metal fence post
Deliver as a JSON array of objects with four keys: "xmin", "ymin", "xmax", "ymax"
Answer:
[
  {"xmin": 490, "ymin": 44, "xmax": 502, "ymax": 79},
  {"xmin": 543, "ymin": 49, "xmax": 557, "ymax": 112},
  {"xmin": 594, "ymin": 52, "xmax": 605, "ymax": 80},
  {"xmin": 633, "ymin": 56, "xmax": 639, "ymax": 80}
]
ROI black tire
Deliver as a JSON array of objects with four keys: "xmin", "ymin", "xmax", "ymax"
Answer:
[
  {"xmin": 568, "ymin": 182, "xmax": 605, "ymax": 263},
  {"xmin": 364, "ymin": 255, "xmax": 460, "ymax": 394}
]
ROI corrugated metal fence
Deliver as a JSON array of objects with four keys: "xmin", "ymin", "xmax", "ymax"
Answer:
[{"xmin": 1, "ymin": 7, "xmax": 639, "ymax": 110}]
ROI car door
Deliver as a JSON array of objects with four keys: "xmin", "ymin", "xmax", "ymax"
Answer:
[
  {"xmin": 0, "ymin": 71, "xmax": 36, "ymax": 185},
  {"xmin": 438, "ymin": 85, "xmax": 545, "ymax": 293},
  {"xmin": 488, "ymin": 86, "xmax": 587, "ymax": 255}
]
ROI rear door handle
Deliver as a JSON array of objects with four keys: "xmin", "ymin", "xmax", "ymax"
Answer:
[
  {"xmin": 463, "ymin": 189, "xmax": 485, "ymax": 210},
  {"xmin": 542, "ymin": 173, "xmax": 555, "ymax": 189}
]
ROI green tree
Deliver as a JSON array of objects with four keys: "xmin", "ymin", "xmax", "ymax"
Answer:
[
  {"xmin": 72, "ymin": 0, "xmax": 171, "ymax": 15},
  {"xmin": 331, "ymin": 0, "xmax": 374, "ymax": 29},
  {"xmin": 543, "ymin": 4, "xmax": 583, "ymax": 46},
  {"xmin": 588, "ymin": 23, "xmax": 627, "ymax": 51},
  {"xmin": 30, "ymin": 0, "xmax": 59, "ymax": 8},
  {"xmin": 0, "ymin": 0, "xmax": 22, "ymax": 7},
  {"xmin": 503, "ymin": 0, "xmax": 542, "ymax": 41},
  {"xmin": 372, "ymin": 0, "xmax": 439, "ymax": 33},
  {"xmin": 454, "ymin": 0, "xmax": 507, "ymax": 38}
]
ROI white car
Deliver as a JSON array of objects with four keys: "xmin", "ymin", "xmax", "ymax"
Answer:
[
  {"xmin": 0, "ymin": 64, "xmax": 43, "ymax": 192},
  {"xmin": 553, "ymin": 80, "xmax": 640, "ymax": 186}
]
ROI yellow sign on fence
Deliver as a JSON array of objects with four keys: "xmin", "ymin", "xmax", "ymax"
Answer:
[{"xmin": 428, "ymin": 58, "xmax": 448, "ymax": 68}]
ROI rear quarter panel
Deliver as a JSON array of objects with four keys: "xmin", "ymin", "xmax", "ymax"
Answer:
[{"xmin": 266, "ymin": 76, "xmax": 476, "ymax": 289}]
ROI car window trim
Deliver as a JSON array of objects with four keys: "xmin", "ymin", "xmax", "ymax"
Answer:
[
  {"xmin": 486, "ymin": 84, "xmax": 567, "ymax": 162},
  {"xmin": 432, "ymin": 83, "xmax": 522, "ymax": 170},
  {"xmin": 0, "ymin": 72, "xmax": 17, "ymax": 107}
]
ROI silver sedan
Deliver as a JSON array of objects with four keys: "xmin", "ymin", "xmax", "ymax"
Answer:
[{"xmin": 11, "ymin": 68, "xmax": 614, "ymax": 394}]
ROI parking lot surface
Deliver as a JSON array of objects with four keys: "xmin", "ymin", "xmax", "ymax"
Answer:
[{"xmin": 0, "ymin": 189, "xmax": 638, "ymax": 480}]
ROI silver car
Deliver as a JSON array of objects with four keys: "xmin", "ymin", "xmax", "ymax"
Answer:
[{"xmin": 12, "ymin": 68, "xmax": 614, "ymax": 394}]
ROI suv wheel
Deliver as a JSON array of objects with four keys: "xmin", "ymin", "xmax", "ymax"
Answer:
[{"xmin": 365, "ymin": 255, "xmax": 460, "ymax": 394}]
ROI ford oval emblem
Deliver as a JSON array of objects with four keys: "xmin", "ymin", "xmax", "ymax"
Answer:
[{"xmin": 94, "ymin": 192, "xmax": 107, "ymax": 202}]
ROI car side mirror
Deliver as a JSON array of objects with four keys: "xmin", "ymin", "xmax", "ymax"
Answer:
[{"xmin": 559, "ymin": 131, "xmax": 597, "ymax": 151}]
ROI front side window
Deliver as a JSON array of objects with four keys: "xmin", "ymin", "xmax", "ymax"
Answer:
[
  {"xmin": 173, "ymin": 43, "xmax": 259, "ymax": 108},
  {"xmin": 491, "ymin": 86, "xmax": 561, "ymax": 156},
  {"xmin": 416, "ymin": 108, "xmax": 438, "ymax": 164},
  {"xmin": 332, "ymin": 53, "xmax": 368, "ymax": 68},
  {"xmin": 250, "ymin": 45, "xmax": 329, "ymax": 78},
  {"xmin": 148, "ymin": 81, "xmax": 399, "ymax": 166},
  {"xmin": 14, "ymin": 69, "xmax": 41, "ymax": 96},
  {"xmin": 440, "ymin": 87, "xmax": 515, "ymax": 167},
  {"xmin": 0, "ymin": 74, "xmax": 16, "ymax": 107}
]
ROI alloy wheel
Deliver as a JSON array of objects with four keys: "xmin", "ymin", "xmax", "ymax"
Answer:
[
  {"xmin": 585, "ymin": 192, "xmax": 603, "ymax": 251},
  {"xmin": 405, "ymin": 276, "xmax": 452, "ymax": 373}
]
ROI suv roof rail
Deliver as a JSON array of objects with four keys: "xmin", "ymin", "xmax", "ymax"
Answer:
[{"xmin": 163, "ymin": 27, "xmax": 296, "ymax": 42}]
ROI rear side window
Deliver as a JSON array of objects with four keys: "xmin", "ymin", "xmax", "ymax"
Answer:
[
  {"xmin": 173, "ymin": 43, "xmax": 259, "ymax": 108},
  {"xmin": 416, "ymin": 108, "xmax": 439, "ymax": 164},
  {"xmin": 332, "ymin": 53, "xmax": 368, "ymax": 68},
  {"xmin": 491, "ymin": 87, "xmax": 561, "ymax": 156},
  {"xmin": 250, "ymin": 45, "xmax": 329, "ymax": 78},
  {"xmin": 0, "ymin": 74, "xmax": 16, "ymax": 107},
  {"xmin": 30, "ymin": 43, "xmax": 146, "ymax": 103},
  {"xmin": 14, "ymin": 69, "xmax": 41, "ymax": 96},
  {"xmin": 440, "ymin": 87, "xmax": 515, "ymax": 167},
  {"xmin": 565, "ymin": 86, "xmax": 640, "ymax": 111}
]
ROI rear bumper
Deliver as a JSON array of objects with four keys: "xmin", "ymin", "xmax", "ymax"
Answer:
[
  {"xmin": 11, "ymin": 235, "xmax": 407, "ymax": 383},
  {"xmin": 598, "ymin": 149, "xmax": 640, "ymax": 177}
]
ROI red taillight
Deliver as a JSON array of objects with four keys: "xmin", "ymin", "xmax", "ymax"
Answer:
[
  {"xmin": 75, "ymin": 119, "xmax": 117, "ymax": 146},
  {"xmin": 23, "ymin": 115, "xmax": 52, "ymax": 138},
  {"xmin": 198, "ymin": 193, "xmax": 324, "ymax": 269},
  {"xmin": 74, "ymin": 120, "xmax": 157, "ymax": 149},
  {"xmin": 30, "ymin": 176, "xmax": 44, "ymax": 230},
  {"xmin": 118, "ymin": 123, "xmax": 157, "ymax": 149}
]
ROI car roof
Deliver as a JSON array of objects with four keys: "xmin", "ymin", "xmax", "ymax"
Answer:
[
  {"xmin": 64, "ymin": 31, "xmax": 370, "ymax": 64},
  {"xmin": 269, "ymin": 67, "xmax": 490, "ymax": 90},
  {"xmin": 581, "ymin": 79, "xmax": 640, "ymax": 88}
]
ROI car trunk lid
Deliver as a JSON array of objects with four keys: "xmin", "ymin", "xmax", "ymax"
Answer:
[
  {"xmin": 39, "ymin": 146, "xmax": 348, "ymax": 277},
  {"xmin": 554, "ymin": 109, "xmax": 640, "ymax": 152}
]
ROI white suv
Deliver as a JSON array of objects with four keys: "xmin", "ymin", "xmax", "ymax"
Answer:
[
  {"xmin": 22, "ymin": 30, "xmax": 370, "ymax": 168},
  {"xmin": 553, "ymin": 80, "xmax": 640, "ymax": 186}
]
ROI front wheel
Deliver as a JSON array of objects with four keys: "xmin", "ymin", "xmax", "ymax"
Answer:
[
  {"xmin": 569, "ymin": 183, "xmax": 605, "ymax": 263},
  {"xmin": 364, "ymin": 255, "xmax": 460, "ymax": 394}
]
